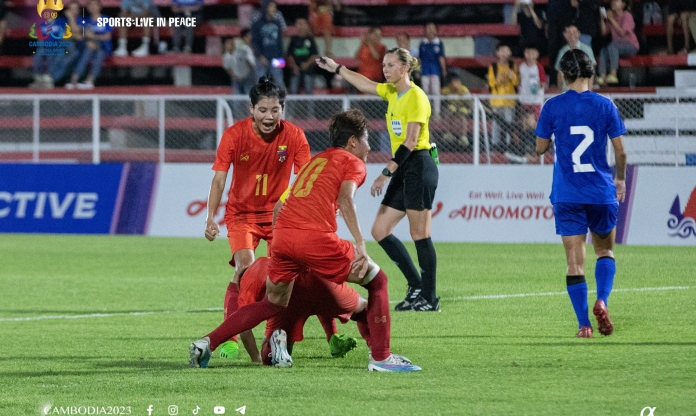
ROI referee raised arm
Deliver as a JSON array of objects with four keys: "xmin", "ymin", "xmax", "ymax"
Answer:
[{"xmin": 316, "ymin": 49, "xmax": 440, "ymax": 312}]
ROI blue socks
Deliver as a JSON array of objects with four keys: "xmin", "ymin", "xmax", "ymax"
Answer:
[
  {"xmin": 566, "ymin": 275, "xmax": 591, "ymax": 328},
  {"xmin": 595, "ymin": 257, "xmax": 616, "ymax": 306}
]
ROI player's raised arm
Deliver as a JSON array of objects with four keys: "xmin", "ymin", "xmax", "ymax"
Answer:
[
  {"xmin": 611, "ymin": 135, "xmax": 627, "ymax": 202},
  {"xmin": 205, "ymin": 170, "xmax": 228, "ymax": 241},
  {"xmin": 337, "ymin": 180, "xmax": 371, "ymax": 278},
  {"xmin": 315, "ymin": 56, "xmax": 379, "ymax": 95}
]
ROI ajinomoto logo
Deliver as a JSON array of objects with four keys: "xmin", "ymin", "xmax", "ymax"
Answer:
[
  {"xmin": 29, "ymin": 0, "xmax": 73, "ymax": 56},
  {"xmin": 668, "ymin": 186, "xmax": 696, "ymax": 238}
]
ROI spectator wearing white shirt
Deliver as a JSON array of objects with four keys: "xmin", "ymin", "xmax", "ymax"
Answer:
[
  {"xmin": 518, "ymin": 46, "xmax": 547, "ymax": 118},
  {"xmin": 223, "ymin": 29, "xmax": 256, "ymax": 94}
]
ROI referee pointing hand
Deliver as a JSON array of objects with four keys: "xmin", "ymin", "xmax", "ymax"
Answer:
[{"xmin": 316, "ymin": 50, "xmax": 440, "ymax": 312}]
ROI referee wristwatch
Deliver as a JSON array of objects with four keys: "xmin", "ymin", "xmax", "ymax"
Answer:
[{"xmin": 381, "ymin": 168, "xmax": 393, "ymax": 177}]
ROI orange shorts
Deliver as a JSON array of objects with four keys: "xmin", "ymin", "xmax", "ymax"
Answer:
[
  {"xmin": 309, "ymin": 11, "xmax": 333, "ymax": 36},
  {"xmin": 268, "ymin": 228, "xmax": 354, "ymax": 285},
  {"xmin": 264, "ymin": 273, "xmax": 360, "ymax": 341},
  {"xmin": 226, "ymin": 221, "xmax": 273, "ymax": 264}
]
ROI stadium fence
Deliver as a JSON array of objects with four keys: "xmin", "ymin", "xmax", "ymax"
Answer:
[{"xmin": 0, "ymin": 92, "xmax": 694, "ymax": 166}]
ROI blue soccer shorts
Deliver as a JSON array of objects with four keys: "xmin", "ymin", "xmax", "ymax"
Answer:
[{"xmin": 553, "ymin": 202, "xmax": 619, "ymax": 236}]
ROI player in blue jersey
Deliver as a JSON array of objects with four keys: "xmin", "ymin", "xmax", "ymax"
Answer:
[{"xmin": 535, "ymin": 49, "xmax": 627, "ymax": 338}]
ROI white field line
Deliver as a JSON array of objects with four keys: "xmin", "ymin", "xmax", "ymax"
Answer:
[
  {"xmin": 0, "ymin": 286, "xmax": 689, "ymax": 322},
  {"xmin": 432, "ymin": 285, "xmax": 690, "ymax": 303}
]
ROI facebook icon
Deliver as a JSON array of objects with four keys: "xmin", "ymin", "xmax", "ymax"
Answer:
[{"xmin": 147, "ymin": 405, "xmax": 154, "ymax": 415}]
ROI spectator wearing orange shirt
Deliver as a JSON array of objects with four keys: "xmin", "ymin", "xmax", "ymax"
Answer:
[
  {"xmin": 309, "ymin": 0, "xmax": 341, "ymax": 57},
  {"xmin": 356, "ymin": 26, "xmax": 386, "ymax": 83}
]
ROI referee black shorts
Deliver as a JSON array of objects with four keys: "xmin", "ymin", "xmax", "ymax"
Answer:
[{"xmin": 381, "ymin": 150, "xmax": 439, "ymax": 212}]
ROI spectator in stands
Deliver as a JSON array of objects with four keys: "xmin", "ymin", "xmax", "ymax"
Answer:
[
  {"xmin": 396, "ymin": 32, "xmax": 418, "ymax": 58},
  {"xmin": 573, "ymin": 0, "xmax": 602, "ymax": 47},
  {"xmin": 442, "ymin": 72, "xmax": 470, "ymax": 97},
  {"xmin": 30, "ymin": 3, "xmax": 82, "ymax": 88},
  {"xmin": 512, "ymin": 0, "xmax": 548, "ymax": 57},
  {"xmin": 487, "ymin": 44, "xmax": 518, "ymax": 147},
  {"xmin": 223, "ymin": 37, "xmax": 237, "ymax": 92},
  {"xmin": 505, "ymin": 110, "xmax": 539, "ymax": 164},
  {"xmin": 0, "ymin": 0, "xmax": 7, "ymax": 54},
  {"xmin": 418, "ymin": 22, "xmax": 446, "ymax": 116},
  {"xmin": 238, "ymin": 0, "xmax": 260, "ymax": 29},
  {"xmin": 666, "ymin": 0, "xmax": 695, "ymax": 54},
  {"xmin": 65, "ymin": 0, "xmax": 112, "ymax": 89},
  {"xmin": 356, "ymin": 26, "xmax": 386, "ymax": 82},
  {"xmin": 598, "ymin": 0, "xmax": 639, "ymax": 84},
  {"xmin": 171, "ymin": 0, "xmax": 203, "ymax": 53},
  {"xmin": 251, "ymin": 0, "xmax": 287, "ymax": 32},
  {"xmin": 441, "ymin": 72, "xmax": 471, "ymax": 151},
  {"xmin": 518, "ymin": 46, "xmax": 547, "ymax": 118},
  {"xmin": 224, "ymin": 30, "xmax": 256, "ymax": 94},
  {"xmin": 554, "ymin": 24, "xmax": 596, "ymax": 90},
  {"xmin": 287, "ymin": 18, "xmax": 319, "ymax": 94},
  {"xmin": 547, "ymin": 0, "xmax": 576, "ymax": 85},
  {"xmin": 309, "ymin": 0, "xmax": 340, "ymax": 57},
  {"xmin": 396, "ymin": 32, "xmax": 420, "ymax": 84},
  {"xmin": 113, "ymin": 0, "xmax": 151, "ymax": 56},
  {"xmin": 251, "ymin": 0, "xmax": 286, "ymax": 89},
  {"xmin": 51, "ymin": 1, "xmax": 86, "ymax": 85},
  {"xmin": 690, "ymin": 13, "xmax": 696, "ymax": 51}
]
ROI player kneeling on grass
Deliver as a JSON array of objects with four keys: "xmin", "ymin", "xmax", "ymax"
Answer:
[
  {"xmin": 190, "ymin": 109, "xmax": 421, "ymax": 372},
  {"xmin": 224, "ymin": 256, "xmax": 364, "ymax": 366},
  {"xmin": 535, "ymin": 49, "xmax": 627, "ymax": 338}
]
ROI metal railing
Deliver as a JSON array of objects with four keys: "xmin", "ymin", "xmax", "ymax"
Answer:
[{"xmin": 0, "ymin": 91, "xmax": 694, "ymax": 165}]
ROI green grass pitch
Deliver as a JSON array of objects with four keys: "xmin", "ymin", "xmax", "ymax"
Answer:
[{"xmin": 0, "ymin": 234, "xmax": 694, "ymax": 415}]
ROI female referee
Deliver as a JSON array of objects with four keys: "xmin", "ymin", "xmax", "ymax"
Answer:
[
  {"xmin": 316, "ymin": 49, "xmax": 440, "ymax": 312},
  {"xmin": 535, "ymin": 49, "xmax": 627, "ymax": 338}
]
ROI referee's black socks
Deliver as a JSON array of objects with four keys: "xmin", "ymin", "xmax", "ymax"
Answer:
[
  {"xmin": 415, "ymin": 237, "xmax": 437, "ymax": 304},
  {"xmin": 377, "ymin": 234, "xmax": 422, "ymax": 288}
]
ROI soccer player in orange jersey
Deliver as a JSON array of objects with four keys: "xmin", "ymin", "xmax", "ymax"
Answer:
[
  {"xmin": 190, "ymin": 109, "xmax": 421, "ymax": 372},
  {"xmin": 204, "ymin": 77, "xmax": 311, "ymax": 359},
  {"xmin": 232, "ymin": 256, "xmax": 367, "ymax": 365}
]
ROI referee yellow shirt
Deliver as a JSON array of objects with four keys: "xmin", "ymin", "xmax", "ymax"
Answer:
[{"xmin": 376, "ymin": 83, "xmax": 432, "ymax": 155}]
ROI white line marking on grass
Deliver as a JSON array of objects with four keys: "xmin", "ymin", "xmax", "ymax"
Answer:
[
  {"xmin": 0, "ymin": 308, "xmax": 222, "ymax": 322},
  {"xmin": 432, "ymin": 285, "xmax": 691, "ymax": 303},
  {"xmin": 0, "ymin": 287, "xmax": 689, "ymax": 321}
]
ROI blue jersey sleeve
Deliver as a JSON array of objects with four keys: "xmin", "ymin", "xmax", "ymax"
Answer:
[
  {"xmin": 535, "ymin": 100, "xmax": 553, "ymax": 139},
  {"xmin": 605, "ymin": 100, "xmax": 627, "ymax": 139}
]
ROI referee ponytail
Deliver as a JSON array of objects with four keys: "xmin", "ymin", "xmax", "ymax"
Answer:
[{"xmin": 386, "ymin": 47, "xmax": 420, "ymax": 79}]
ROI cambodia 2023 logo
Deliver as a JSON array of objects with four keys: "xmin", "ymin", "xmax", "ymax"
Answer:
[
  {"xmin": 668, "ymin": 187, "xmax": 696, "ymax": 238},
  {"xmin": 29, "ymin": 0, "xmax": 72, "ymax": 56}
]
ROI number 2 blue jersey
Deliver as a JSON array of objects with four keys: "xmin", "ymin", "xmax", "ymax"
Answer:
[{"xmin": 535, "ymin": 90, "xmax": 627, "ymax": 204}]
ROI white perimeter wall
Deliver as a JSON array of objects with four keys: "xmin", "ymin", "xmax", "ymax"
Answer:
[
  {"xmin": 148, "ymin": 164, "xmax": 696, "ymax": 245},
  {"xmin": 148, "ymin": 164, "xmax": 557, "ymax": 243}
]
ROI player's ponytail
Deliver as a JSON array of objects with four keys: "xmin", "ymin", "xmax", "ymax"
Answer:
[
  {"xmin": 560, "ymin": 49, "xmax": 595, "ymax": 85},
  {"xmin": 250, "ymin": 76, "xmax": 287, "ymax": 107}
]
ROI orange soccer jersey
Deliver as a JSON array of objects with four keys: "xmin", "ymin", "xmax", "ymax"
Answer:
[
  {"xmin": 212, "ymin": 118, "xmax": 311, "ymax": 224},
  {"xmin": 275, "ymin": 147, "xmax": 367, "ymax": 233}
]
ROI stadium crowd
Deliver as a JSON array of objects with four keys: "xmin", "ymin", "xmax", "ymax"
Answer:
[{"xmin": 0, "ymin": 0, "xmax": 690, "ymax": 90}]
